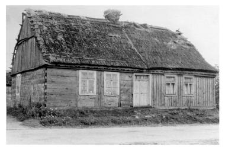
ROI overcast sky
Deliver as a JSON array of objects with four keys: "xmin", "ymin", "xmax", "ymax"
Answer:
[{"xmin": 6, "ymin": 5, "xmax": 219, "ymax": 70}]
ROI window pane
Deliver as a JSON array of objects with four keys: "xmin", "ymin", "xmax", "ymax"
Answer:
[
  {"xmin": 81, "ymin": 79, "xmax": 87, "ymax": 87},
  {"xmin": 171, "ymin": 83, "xmax": 175, "ymax": 94},
  {"xmin": 112, "ymin": 81, "xmax": 117, "ymax": 88},
  {"xmin": 112, "ymin": 74, "xmax": 117, "ymax": 81},
  {"xmin": 81, "ymin": 80, "xmax": 87, "ymax": 94},
  {"xmin": 184, "ymin": 77, "xmax": 193, "ymax": 83},
  {"xmin": 184, "ymin": 84, "xmax": 188, "ymax": 95},
  {"xmin": 106, "ymin": 81, "xmax": 111, "ymax": 88},
  {"xmin": 81, "ymin": 72, "xmax": 88, "ymax": 79},
  {"xmin": 166, "ymin": 83, "xmax": 170, "ymax": 94},
  {"xmin": 106, "ymin": 74, "xmax": 111, "ymax": 80},
  {"xmin": 142, "ymin": 75, "xmax": 148, "ymax": 80},
  {"xmin": 88, "ymin": 72, "xmax": 94, "ymax": 79},
  {"xmin": 88, "ymin": 80, "xmax": 94, "ymax": 94},
  {"xmin": 112, "ymin": 88, "xmax": 117, "ymax": 95},
  {"xmin": 189, "ymin": 84, "xmax": 192, "ymax": 94},
  {"xmin": 105, "ymin": 87, "xmax": 111, "ymax": 95},
  {"xmin": 166, "ymin": 76, "xmax": 175, "ymax": 82}
]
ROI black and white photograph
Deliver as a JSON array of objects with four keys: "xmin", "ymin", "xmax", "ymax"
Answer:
[{"xmin": 4, "ymin": 2, "xmax": 222, "ymax": 145}]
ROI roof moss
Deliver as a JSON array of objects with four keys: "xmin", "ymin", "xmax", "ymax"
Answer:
[{"xmin": 23, "ymin": 9, "xmax": 217, "ymax": 72}]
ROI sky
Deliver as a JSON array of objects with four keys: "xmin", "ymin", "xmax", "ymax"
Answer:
[{"xmin": 6, "ymin": 5, "xmax": 219, "ymax": 70}]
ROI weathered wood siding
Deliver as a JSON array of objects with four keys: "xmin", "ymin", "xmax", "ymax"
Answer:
[
  {"xmin": 151, "ymin": 74, "xmax": 164, "ymax": 107},
  {"xmin": 45, "ymin": 70, "xmax": 134, "ymax": 108},
  {"xmin": 120, "ymin": 73, "xmax": 133, "ymax": 107},
  {"xmin": 12, "ymin": 17, "xmax": 46, "ymax": 74},
  {"xmin": 11, "ymin": 77, "xmax": 17, "ymax": 106},
  {"xmin": 20, "ymin": 69, "xmax": 45, "ymax": 106},
  {"xmin": 11, "ymin": 68, "xmax": 45, "ymax": 106},
  {"xmin": 44, "ymin": 68, "xmax": 216, "ymax": 109},
  {"xmin": 195, "ymin": 76, "xmax": 215, "ymax": 107},
  {"xmin": 46, "ymin": 68, "xmax": 78, "ymax": 108},
  {"xmin": 6, "ymin": 86, "xmax": 12, "ymax": 107},
  {"xmin": 152, "ymin": 74, "xmax": 215, "ymax": 108}
]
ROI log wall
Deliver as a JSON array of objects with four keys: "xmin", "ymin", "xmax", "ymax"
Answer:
[
  {"xmin": 45, "ymin": 69, "xmax": 134, "ymax": 108},
  {"xmin": 6, "ymin": 86, "xmax": 12, "ymax": 107},
  {"xmin": 46, "ymin": 68, "xmax": 78, "ymax": 108},
  {"xmin": 11, "ymin": 68, "xmax": 45, "ymax": 107}
]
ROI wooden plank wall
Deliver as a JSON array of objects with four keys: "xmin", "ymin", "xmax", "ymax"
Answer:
[
  {"xmin": 12, "ymin": 17, "xmax": 45, "ymax": 74},
  {"xmin": 152, "ymin": 74, "xmax": 215, "ymax": 108},
  {"xmin": 46, "ymin": 68, "xmax": 78, "ymax": 108},
  {"xmin": 195, "ymin": 77, "xmax": 215, "ymax": 107},
  {"xmin": 151, "ymin": 74, "xmax": 165, "ymax": 107},
  {"xmin": 120, "ymin": 73, "xmax": 133, "ymax": 107},
  {"xmin": 18, "ymin": 68, "xmax": 45, "ymax": 106}
]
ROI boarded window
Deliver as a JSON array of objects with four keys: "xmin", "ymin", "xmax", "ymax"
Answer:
[
  {"xmin": 79, "ymin": 71, "xmax": 96, "ymax": 95},
  {"xmin": 184, "ymin": 76, "xmax": 194, "ymax": 95},
  {"xmin": 104, "ymin": 72, "xmax": 119, "ymax": 96},
  {"xmin": 165, "ymin": 75, "xmax": 176, "ymax": 95}
]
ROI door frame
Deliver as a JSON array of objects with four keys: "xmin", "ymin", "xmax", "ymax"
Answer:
[{"xmin": 133, "ymin": 73, "xmax": 152, "ymax": 107}]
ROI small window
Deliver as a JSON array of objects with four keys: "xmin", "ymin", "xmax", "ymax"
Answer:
[
  {"xmin": 165, "ymin": 75, "xmax": 176, "ymax": 95},
  {"xmin": 79, "ymin": 70, "xmax": 96, "ymax": 95},
  {"xmin": 184, "ymin": 76, "xmax": 194, "ymax": 95},
  {"xmin": 104, "ymin": 72, "xmax": 119, "ymax": 96}
]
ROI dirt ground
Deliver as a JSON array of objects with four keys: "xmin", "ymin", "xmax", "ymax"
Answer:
[{"xmin": 6, "ymin": 116, "xmax": 219, "ymax": 145}]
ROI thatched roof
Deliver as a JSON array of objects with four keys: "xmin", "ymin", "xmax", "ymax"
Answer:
[{"xmin": 22, "ymin": 9, "xmax": 217, "ymax": 73}]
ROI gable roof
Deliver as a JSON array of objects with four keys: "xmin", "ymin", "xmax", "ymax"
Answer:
[{"xmin": 22, "ymin": 9, "xmax": 217, "ymax": 73}]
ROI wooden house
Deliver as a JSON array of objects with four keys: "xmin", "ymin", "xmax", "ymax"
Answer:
[{"xmin": 11, "ymin": 9, "xmax": 218, "ymax": 109}]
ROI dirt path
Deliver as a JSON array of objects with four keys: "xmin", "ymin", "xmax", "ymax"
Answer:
[{"xmin": 6, "ymin": 116, "xmax": 219, "ymax": 145}]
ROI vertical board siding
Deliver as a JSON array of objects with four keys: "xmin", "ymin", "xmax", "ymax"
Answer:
[
  {"xmin": 120, "ymin": 73, "xmax": 133, "ymax": 107},
  {"xmin": 195, "ymin": 76, "xmax": 215, "ymax": 107},
  {"xmin": 46, "ymin": 68, "xmax": 78, "ymax": 108},
  {"xmin": 12, "ymin": 17, "xmax": 45, "ymax": 74},
  {"xmin": 152, "ymin": 74, "xmax": 164, "ymax": 107}
]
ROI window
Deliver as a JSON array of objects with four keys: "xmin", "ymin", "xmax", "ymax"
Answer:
[
  {"xmin": 104, "ymin": 72, "xmax": 119, "ymax": 96},
  {"xmin": 184, "ymin": 76, "xmax": 194, "ymax": 95},
  {"xmin": 165, "ymin": 75, "xmax": 176, "ymax": 95},
  {"xmin": 79, "ymin": 70, "xmax": 96, "ymax": 95}
]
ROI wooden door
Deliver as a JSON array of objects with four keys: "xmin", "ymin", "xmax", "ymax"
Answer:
[{"xmin": 133, "ymin": 75, "xmax": 149, "ymax": 107}]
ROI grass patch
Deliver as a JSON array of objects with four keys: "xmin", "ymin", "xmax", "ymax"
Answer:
[{"xmin": 7, "ymin": 103, "xmax": 219, "ymax": 127}]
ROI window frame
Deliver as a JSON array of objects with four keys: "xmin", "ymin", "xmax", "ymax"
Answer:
[
  {"xmin": 79, "ymin": 70, "xmax": 97, "ymax": 95},
  {"xmin": 165, "ymin": 75, "xmax": 177, "ymax": 96},
  {"xmin": 104, "ymin": 72, "xmax": 120, "ymax": 96},
  {"xmin": 183, "ymin": 76, "xmax": 194, "ymax": 96}
]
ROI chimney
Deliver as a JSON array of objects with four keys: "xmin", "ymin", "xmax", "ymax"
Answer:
[{"xmin": 104, "ymin": 9, "xmax": 122, "ymax": 24}]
